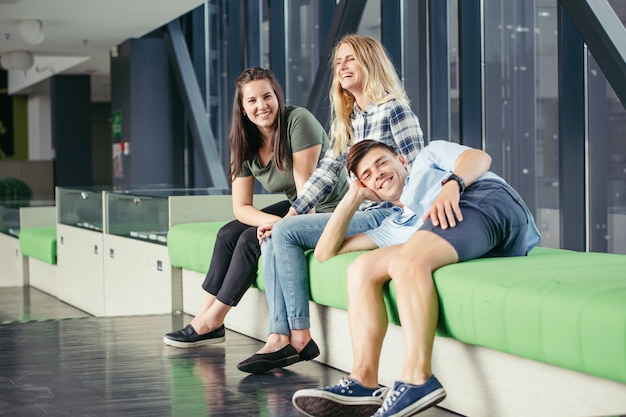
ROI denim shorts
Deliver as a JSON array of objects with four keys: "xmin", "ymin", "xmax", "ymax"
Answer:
[{"xmin": 419, "ymin": 179, "xmax": 529, "ymax": 262}]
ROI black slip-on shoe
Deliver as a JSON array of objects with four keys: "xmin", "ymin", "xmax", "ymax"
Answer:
[
  {"xmin": 237, "ymin": 344, "xmax": 300, "ymax": 374},
  {"xmin": 299, "ymin": 339, "xmax": 321, "ymax": 361},
  {"xmin": 163, "ymin": 324, "xmax": 225, "ymax": 348},
  {"xmin": 237, "ymin": 339, "xmax": 321, "ymax": 374}
]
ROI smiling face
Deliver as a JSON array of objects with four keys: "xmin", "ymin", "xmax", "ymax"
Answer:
[
  {"xmin": 240, "ymin": 79, "xmax": 279, "ymax": 133},
  {"xmin": 354, "ymin": 147, "xmax": 408, "ymax": 202},
  {"xmin": 334, "ymin": 42, "xmax": 365, "ymax": 96}
]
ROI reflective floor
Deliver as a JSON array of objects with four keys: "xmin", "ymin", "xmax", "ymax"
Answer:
[{"xmin": 0, "ymin": 286, "xmax": 460, "ymax": 417}]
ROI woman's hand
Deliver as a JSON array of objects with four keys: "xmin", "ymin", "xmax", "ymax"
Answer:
[{"xmin": 257, "ymin": 221, "xmax": 277, "ymax": 243}]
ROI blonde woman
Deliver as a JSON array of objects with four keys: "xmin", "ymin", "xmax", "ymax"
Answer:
[{"xmin": 237, "ymin": 35, "xmax": 424, "ymax": 374}]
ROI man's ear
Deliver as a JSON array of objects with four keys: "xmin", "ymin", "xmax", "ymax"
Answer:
[{"xmin": 397, "ymin": 154, "xmax": 408, "ymax": 166}]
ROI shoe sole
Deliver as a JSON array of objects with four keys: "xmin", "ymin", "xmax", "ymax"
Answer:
[
  {"xmin": 387, "ymin": 388, "xmax": 446, "ymax": 417},
  {"xmin": 292, "ymin": 395, "xmax": 382, "ymax": 417},
  {"xmin": 162, "ymin": 335, "xmax": 225, "ymax": 348}
]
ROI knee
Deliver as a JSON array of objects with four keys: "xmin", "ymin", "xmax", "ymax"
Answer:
[
  {"xmin": 271, "ymin": 218, "xmax": 290, "ymax": 241},
  {"xmin": 239, "ymin": 226, "xmax": 260, "ymax": 246},
  {"xmin": 217, "ymin": 221, "xmax": 240, "ymax": 241},
  {"xmin": 387, "ymin": 253, "xmax": 427, "ymax": 284},
  {"xmin": 346, "ymin": 256, "xmax": 378, "ymax": 291},
  {"xmin": 272, "ymin": 216, "xmax": 305, "ymax": 246}
]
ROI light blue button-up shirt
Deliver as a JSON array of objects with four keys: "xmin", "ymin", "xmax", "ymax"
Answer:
[{"xmin": 365, "ymin": 140, "xmax": 541, "ymax": 250}]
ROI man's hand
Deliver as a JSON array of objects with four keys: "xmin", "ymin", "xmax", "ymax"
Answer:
[
  {"xmin": 349, "ymin": 178, "xmax": 382, "ymax": 203},
  {"xmin": 313, "ymin": 179, "xmax": 380, "ymax": 262},
  {"xmin": 422, "ymin": 181, "xmax": 463, "ymax": 229}
]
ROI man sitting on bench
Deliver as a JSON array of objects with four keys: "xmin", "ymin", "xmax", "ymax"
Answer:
[{"xmin": 292, "ymin": 139, "xmax": 540, "ymax": 417}]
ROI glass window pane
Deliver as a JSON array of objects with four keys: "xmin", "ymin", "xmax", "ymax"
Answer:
[
  {"xmin": 483, "ymin": 0, "xmax": 560, "ymax": 249},
  {"xmin": 285, "ymin": 0, "xmax": 323, "ymax": 106},
  {"xmin": 359, "ymin": 0, "xmax": 381, "ymax": 40},
  {"xmin": 587, "ymin": 52, "xmax": 626, "ymax": 254},
  {"xmin": 449, "ymin": 0, "xmax": 460, "ymax": 143},
  {"xmin": 608, "ymin": 0, "xmax": 626, "ymax": 31}
]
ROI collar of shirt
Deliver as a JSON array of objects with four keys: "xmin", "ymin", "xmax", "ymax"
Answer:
[
  {"xmin": 392, "ymin": 205, "xmax": 417, "ymax": 225},
  {"xmin": 351, "ymin": 99, "xmax": 380, "ymax": 117}
]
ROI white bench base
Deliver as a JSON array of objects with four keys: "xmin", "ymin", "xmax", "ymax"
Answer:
[
  {"xmin": 56, "ymin": 225, "xmax": 106, "ymax": 315},
  {"xmin": 181, "ymin": 267, "xmax": 626, "ymax": 417},
  {"xmin": 26, "ymin": 258, "xmax": 57, "ymax": 298},
  {"xmin": 104, "ymin": 235, "xmax": 181, "ymax": 316},
  {"xmin": 0, "ymin": 233, "xmax": 25, "ymax": 287}
]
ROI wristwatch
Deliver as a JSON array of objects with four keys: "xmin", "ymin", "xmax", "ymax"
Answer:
[{"xmin": 442, "ymin": 173, "xmax": 466, "ymax": 194}]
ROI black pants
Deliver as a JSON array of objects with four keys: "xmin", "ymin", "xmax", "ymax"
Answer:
[{"xmin": 201, "ymin": 200, "xmax": 291, "ymax": 306}]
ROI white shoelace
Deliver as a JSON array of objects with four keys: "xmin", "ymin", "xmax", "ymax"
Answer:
[
  {"xmin": 372, "ymin": 386, "xmax": 388, "ymax": 398},
  {"xmin": 337, "ymin": 377, "xmax": 352, "ymax": 388},
  {"xmin": 328, "ymin": 377, "xmax": 389, "ymax": 399},
  {"xmin": 379, "ymin": 386, "xmax": 405, "ymax": 413},
  {"xmin": 320, "ymin": 376, "xmax": 352, "ymax": 390}
]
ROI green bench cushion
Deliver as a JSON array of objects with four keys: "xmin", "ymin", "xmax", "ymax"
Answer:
[
  {"xmin": 168, "ymin": 221, "xmax": 626, "ymax": 384},
  {"xmin": 19, "ymin": 226, "xmax": 57, "ymax": 265},
  {"xmin": 429, "ymin": 248, "xmax": 626, "ymax": 384},
  {"xmin": 167, "ymin": 222, "xmax": 229, "ymax": 274},
  {"xmin": 308, "ymin": 246, "xmax": 626, "ymax": 384},
  {"xmin": 308, "ymin": 250, "xmax": 401, "ymax": 326},
  {"xmin": 168, "ymin": 221, "xmax": 267, "ymax": 290},
  {"xmin": 308, "ymin": 250, "xmax": 358, "ymax": 310}
]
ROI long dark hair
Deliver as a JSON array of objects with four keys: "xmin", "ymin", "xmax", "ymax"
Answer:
[{"xmin": 229, "ymin": 67, "xmax": 289, "ymax": 179}]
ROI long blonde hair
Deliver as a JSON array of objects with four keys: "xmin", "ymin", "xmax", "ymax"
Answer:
[{"xmin": 329, "ymin": 34, "xmax": 409, "ymax": 155}]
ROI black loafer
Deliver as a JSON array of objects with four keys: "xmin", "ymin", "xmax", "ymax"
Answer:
[
  {"xmin": 163, "ymin": 324, "xmax": 225, "ymax": 348},
  {"xmin": 237, "ymin": 344, "xmax": 300, "ymax": 374},
  {"xmin": 237, "ymin": 339, "xmax": 321, "ymax": 374},
  {"xmin": 299, "ymin": 339, "xmax": 320, "ymax": 361}
]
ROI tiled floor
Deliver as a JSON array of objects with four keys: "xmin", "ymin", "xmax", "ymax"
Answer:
[{"xmin": 0, "ymin": 286, "xmax": 461, "ymax": 417}]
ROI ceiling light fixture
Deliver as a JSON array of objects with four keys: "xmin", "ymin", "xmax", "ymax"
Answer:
[
  {"xmin": 0, "ymin": 54, "xmax": 12, "ymax": 70},
  {"xmin": 0, "ymin": 51, "xmax": 35, "ymax": 72},
  {"xmin": 18, "ymin": 19, "xmax": 45, "ymax": 45}
]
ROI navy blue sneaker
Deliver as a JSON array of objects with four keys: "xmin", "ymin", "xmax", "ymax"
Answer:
[
  {"xmin": 372, "ymin": 375, "xmax": 446, "ymax": 417},
  {"xmin": 292, "ymin": 377, "xmax": 389, "ymax": 417}
]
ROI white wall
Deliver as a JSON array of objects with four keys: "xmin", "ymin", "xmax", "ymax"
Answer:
[{"xmin": 27, "ymin": 93, "xmax": 54, "ymax": 161}]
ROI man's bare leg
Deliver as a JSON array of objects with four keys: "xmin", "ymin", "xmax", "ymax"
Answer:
[
  {"xmin": 291, "ymin": 246, "xmax": 403, "ymax": 417},
  {"xmin": 390, "ymin": 230, "xmax": 457, "ymax": 385},
  {"xmin": 368, "ymin": 231, "xmax": 455, "ymax": 417},
  {"xmin": 347, "ymin": 245, "xmax": 403, "ymax": 387}
]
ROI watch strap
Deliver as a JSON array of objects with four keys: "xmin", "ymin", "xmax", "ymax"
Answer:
[{"xmin": 442, "ymin": 173, "xmax": 466, "ymax": 194}]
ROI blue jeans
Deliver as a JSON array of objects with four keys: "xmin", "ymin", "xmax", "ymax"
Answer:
[{"xmin": 261, "ymin": 207, "xmax": 393, "ymax": 336}]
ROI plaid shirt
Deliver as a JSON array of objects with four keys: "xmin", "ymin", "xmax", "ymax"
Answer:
[{"xmin": 291, "ymin": 99, "xmax": 424, "ymax": 214}]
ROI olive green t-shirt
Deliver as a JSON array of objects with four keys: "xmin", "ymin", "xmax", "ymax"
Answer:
[{"xmin": 240, "ymin": 106, "xmax": 348, "ymax": 213}]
